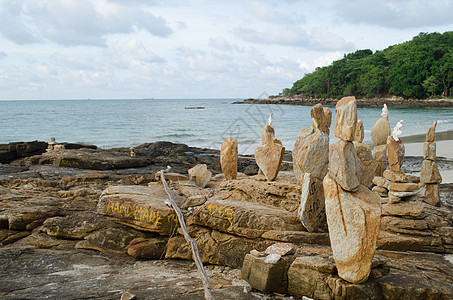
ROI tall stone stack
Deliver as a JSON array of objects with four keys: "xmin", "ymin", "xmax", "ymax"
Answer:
[
  {"xmin": 323, "ymin": 96, "xmax": 381, "ymax": 284},
  {"xmin": 371, "ymin": 104, "xmax": 391, "ymax": 176},
  {"xmin": 254, "ymin": 114, "xmax": 285, "ymax": 181},
  {"xmin": 292, "ymin": 104, "xmax": 331, "ymax": 232},
  {"xmin": 353, "ymin": 120, "xmax": 378, "ymax": 188},
  {"xmin": 420, "ymin": 121, "xmax": 442, "ymax": 206}
]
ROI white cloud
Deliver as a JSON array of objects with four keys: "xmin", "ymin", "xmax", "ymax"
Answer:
[
  {"xmin": 246, "ymin": 0, "xmax": 306, "ymax": 25},
  {"xmin": 332, "ymin": 0, "xmax": 453, "ymax": 28},
  {"xmin": 0, "ymin": 0, "xmax": 173, "ymax": 47},
  {"xmin": 0, "ymin": 52, "xmax": 7, "ymax": 59}
]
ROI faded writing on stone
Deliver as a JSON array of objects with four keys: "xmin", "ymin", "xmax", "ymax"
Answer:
[{"xmin": 105, "ymin": 200, "xmax": 178, "ymax": 225}]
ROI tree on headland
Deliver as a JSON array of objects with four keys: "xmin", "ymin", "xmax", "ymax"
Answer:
[{"xmin": 282, "ymin": 31, "xmax": 453, "ymax": 99}]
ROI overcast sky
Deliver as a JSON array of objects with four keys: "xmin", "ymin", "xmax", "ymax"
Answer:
[{"xmin": 1, "ymin": 0, "xmax": 452, "ymax": 100}]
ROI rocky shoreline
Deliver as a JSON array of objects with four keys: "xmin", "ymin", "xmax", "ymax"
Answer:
[
  {"xmin": 234, "ymin": 95, "xmax": 453, "ymax": 108},
  {"xmin": 1, "ymin": 140, "xmax": 453, "ymax": 299}
]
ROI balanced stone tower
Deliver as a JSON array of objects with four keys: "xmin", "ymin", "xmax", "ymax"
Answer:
[
  {"xmin": 323, "ymin": 96, "xmax": 381, "ymax": 284},
  {"xmin": 254, "ymin": 114, "xmax": 285, "ymax": 181},
  {"xmin": 420, "ymin": 121, "xmax": 442, "ymax": 206},
  {"xmin": 371, "ymin": 104, "xmax": 391, "ymax": 176},
  {"xmin": 292, "ymin": 103, "xmax": 331, "ymax": 232}
]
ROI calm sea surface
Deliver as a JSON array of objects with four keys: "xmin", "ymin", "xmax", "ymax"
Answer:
[{"xmin": 1, "ymin": 99, "xmax": 453, "ymax": 154}]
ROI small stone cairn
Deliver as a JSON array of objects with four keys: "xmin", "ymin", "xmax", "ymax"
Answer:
[
  {"xmin": 420, "ymin": 121, "xmax": 442, "ymax": 206},
  {"xmin": 220, "ymin": 137, "xmax": 238, "ymax": 180},
  {"xmin": 323, "ymin": 96, "xmax": 381, "ymax": 284},
  {"xmin": 372, "ymin": 121, "xmax": 421, "ymax": 204},
  {"xmin": 353, "ymin": 120, "xmax": 378, "ymax": 188},
  {"xmin": 254, "ymin": 114, "xmax": 285, "ymax": 181},
  {"xmin": 47, "ymin": 137, "xmax": 65, "ymax": 151},
  {"xmin": 370, "ymin": 104, "xmax": 391, "ymax": 176},
  {"xmin": 292, "ymin": 103, "xmax": 331, "ymax": 232}
]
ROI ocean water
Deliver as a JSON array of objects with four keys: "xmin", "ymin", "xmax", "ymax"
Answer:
[{"xmin": 1, "ymin": 98, "xmax": 453, "ymax": 155}]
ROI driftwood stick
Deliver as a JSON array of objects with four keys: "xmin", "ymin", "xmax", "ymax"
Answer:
[{"xmin": 160, "ymin": 167, "xmax": 214, "ymax": 300}]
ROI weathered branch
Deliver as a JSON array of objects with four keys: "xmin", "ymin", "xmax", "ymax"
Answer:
[{"xmin": 160, "ymin": 166, "xmax": 214, "ymax": 300}]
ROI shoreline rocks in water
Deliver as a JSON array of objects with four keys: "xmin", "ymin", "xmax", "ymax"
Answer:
[
  {"xmin": 0, "ymin": 139, "xmax": 453, "ymax": 299},
  {"xmin": 234, "ymin": 95, "xmax": 453, "ymax": 108}
]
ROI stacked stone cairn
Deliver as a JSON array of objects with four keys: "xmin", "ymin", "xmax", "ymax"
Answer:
[
  {"xmin": 353, "ymin": 120, "xmax": 378, "ymax": 188},
  {"xmin": 254, "ymin": 113, "xmax": 285, "ymax": 181},
  {"xmin": 220, "ymin": 137, "xmax": 238, "ymax": 180},
  {"xmin": 420, "ymin": 121, "xmax": 442, "ymax": 206},
  {"xmin": 370, "ymin": 104, "xmax": 391, "ymax": 176},
  {"xmin": 292, "ymin": 103, "xmax": 331, "ymax": 232},
  {"xmin": 323, "ymin": 96, "xmax": 382, "ymax": 284}
]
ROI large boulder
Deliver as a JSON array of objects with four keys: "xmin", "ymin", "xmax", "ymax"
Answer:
[
  {"xmin": 310, "ymin": 103, "xmax": 332, "ymax": 134},
  {"xmin": 254, "ymin": 140, "xmax": 285, "ymax": 181},
  {"xmin": 328, "ymin": 140, "xmax": 360, "ymax": 192},
  {"xmin": 323, "ymin": 174, "xmax": 381, "ymax": 283},
  {"xmin": 188, "ymin": 164, "xmax": 212, "ymax": 187},
  {"xmin": 371, "ymin": 118, "xmax": 391, "ymax": 146},
  {"xmin": 220, "ymin": 138, "xmax": 238, "ymax": 180}
]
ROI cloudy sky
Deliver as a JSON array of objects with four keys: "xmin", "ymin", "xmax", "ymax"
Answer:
[{"xmin": 1, "ymin": 0, "xmax": 452, "ymax": 100}]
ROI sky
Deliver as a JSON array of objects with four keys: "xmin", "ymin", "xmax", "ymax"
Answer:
[{"xmin": 0, "ymin": 0, "xmax": 452, "ymax": 100}]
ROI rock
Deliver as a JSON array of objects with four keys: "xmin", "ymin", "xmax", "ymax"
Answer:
[
  {"xmin": 328, "ymin": 140, "xmax": 360, "ymax": 192},
  {"xmin": 260, "ymin": 230, "xmax": 330, "ymax": 245},
  {"xmin": 423, "ymin": 142, "xmax": 436, "ymax": 161},
  {"xmin": 386, "ymin": 136, "xmax": 405, "ymax": 172},
  {"xmin": 361, "ymin": 160, "xmax": 378, "ymax": 188},
  {"xmin": 241, "ymin": 253, "xmax": 295, "ymax": 294},
  {"xmin": 0, "ymin": 141, "xmax": 48, "ymax": 163},
  {"xmin": 388, "ymin": 190, "xmax": 418, "ymax": 198},
  {"xmin": 97, "ymin": 185, "xmax": 181, "ymax": 235},
  {"xmin": 388, "ymin": 182, "xmax": 419, "ymax": 192},
  {"xmin": 426, "ymin": 120, "xmax": 437, "ymax": 142},
  {"xmin": 354, "ymin": 120, "xmax": 364, "ymax": 143},
  {"xmin": 310, "ymin": 103, "xmax": 332, "ymax": 134},
  {"xmin": 187, "ymin": 198, "xmax": 304, "ymax": 239},
  {"xmin": 121, "ymin": 292, "xmax": 136, "ymax": 300},
  {"xmin": 383, "ymin": 170, "xmax": 407, "ymax": 183},
  {"xmin": 381, "ymin": 199, "xmax": 424, "ymax": 217},
  {"xmin": 166, "ymin": 225, "xmax": 274, "ymax": 268},
  {"xmin": 127, "ymin": 237, "xmax": 168, "ymax": 259},
  {"xmin": 264, "ymin": 243, "xmax": 297, "ymax": 256},
  {"xmin": 372, "ymin": 186, "xmax": 388, "ymax": 194},
  {"xmin": 298, "ymin": 173, "xmax": 326, "ymax": 232},
  {"xmin": 264, "ymin": 253, "xmax": 282, "ymax": 263},
  {"xmin": 250, "ymin": 249, "xmax": 262, "ymax": 257},
  {"xmin": 261, "ymin": 124, "xmax": 275, "ymax": 145},
  {"xmin": 220, "ymin": 138, "xmax": 238, "ymax": 180},
  {"xmin": 371, "ymin": 118, "xmax": 391, "ymax": 146},
  {"xmin": 188, "ymin": 164, "xmax": 212, "ymax": 187},
  {"xmin": 155, "ymin": 172, "xmax": 189, "ymax": 182},
  {"xmin": 372, "ymin": 176, "xmax": 390, "ymax": 189},
  {"xmin": 254, "ymin": 140, "xmax": 285, "ymax": 181},
  {"xmin": 373, "ymin": 144, "xmax": 387, "ymax": 176},
  {"xmin": 323, "ymin": 174, "xmax": 381, "ymax": 284},
  {"xmin": 292, "ymin": 129, "xmax": 329, "ymax": 182},
  {"xmin": 334, "ymin": 96, "xmax": 357, "ymax": 141},
  {"xmin": 354, "ymin": 142, "xmax": 373, "ymax": 162},
  {"xmin": 420, "ymin": 184, "xmax": 440, "ymax": 207},
  {"xmin": 420, "ymin": 160, "xmax": 442, "ymax": 184}
]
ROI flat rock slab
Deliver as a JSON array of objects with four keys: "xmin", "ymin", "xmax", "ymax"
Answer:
[
  {"xmin": 298, "ymin": 173, "xmax": 326, "ymax": 232},
  {"xmin": 97, "ymin": 185, "xmax": 180, "ymax": 235},
  {"xmin": 188, "ymin": 199, "xmax": 304, "ymax": 239}
]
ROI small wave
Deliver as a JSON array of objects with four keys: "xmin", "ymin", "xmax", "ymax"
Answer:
[{"xmin": 155, "ymin": 133, "xmax": 197, "ymax": 139}]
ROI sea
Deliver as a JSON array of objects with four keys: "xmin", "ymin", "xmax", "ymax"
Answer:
[{"xmin": 1, "ymin": 98, "xmax": 453, "ymax": 155}]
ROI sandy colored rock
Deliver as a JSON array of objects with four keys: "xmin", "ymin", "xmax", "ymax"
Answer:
[
  {"xmin": 261, "ymin": 124, "xmax": 275, "ymax": 145},
  {"xmin": 423, "ymin": 142, "xmax": 436, "ymax": 161},
  {"xmin": 361, "ymin": 160, "xmax": 378, "ymax": 188},
  {"xmin": 310, "ymin": 103, "xmax": 332, "ymax": 134},
  {"xmin": 354, "ymin": 142, "xmax": 373, "ymax": 162},
  {"xmin": 389, "ymin": 190, "xmax": 418, "ymax": 198},
  {"xmin": 420, "ymin": 184, "xmax": 440, "ymax": 207},
  {"xmin": 220, "ymin": 138, "xmax": 238, "ymax": 180},
  {"xmin": 383, "ymin": 170, "xmax": 407, "ymax": 183},
  {"xmin": 127, "ymin": 237, "xmax": 168, "ymax": 259},
  {"xmin": 373, "ymin": 144, "xmax": 387, "ymax": 176},
  {"xmin": 372, "ymin": 186, "xmax": 388, "ymax": 194},
  {"xmin": 388, "ymin": 182, "xmax": 419, "ymax": 192},
  {"xmin": 329, "ymin": 140, "xmax": 360, "ymax": 192},
  {"xmin": 298, "ymin": 173, "xmax": 326, "ymax": 232},
  {"xmin": 354, "ymin": 120, "xmax": 364, "ymax": 143},
  {"xmin": 420, "ymin": 160, "xmax": 442, "ymax": 184},
  {"xmin": 155, "ymin": 172, "xmax": 188, "ymax": 182},
  {"xmin": 188, "ymin": 164, "xmax": 212, "ymax": 187},
  {"xmin": 323, "ymin": 174, "xmax": 381, "ymax": 284},
  {"xmin": 372, "ymin": 176, "xmax": 390, "ymax": 189},
  {"xmin": 387, "ymin": 136, "xmax": 405, "ymax": 172},
  {"xmin": 255, "ymin": 140, "xmax": 285, "ymax": 181},
  {"xmin": 292, "ymin": 129, "xmax": 329, "ymax": 182},
  {"xmin": 97, "ymin": 185, "xmax": 180, "ymax": 235},
  {"xmin": 334, "ymin": 96, "xmax": 357, "ymax": 141},
  {"xmin": 425, "ymin": 120, "xmax": 437, "ymax": 142},
  {"xmin": 381, "ymin": 199, "xmax": 423, "ymax": 217},
  {"xmin": 264, "ymin": 243, "xmax": 297, "ymax": 256},
  {"xmin": 371, "ymin": 117, "xmax": 391, "ymax": 146}
]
